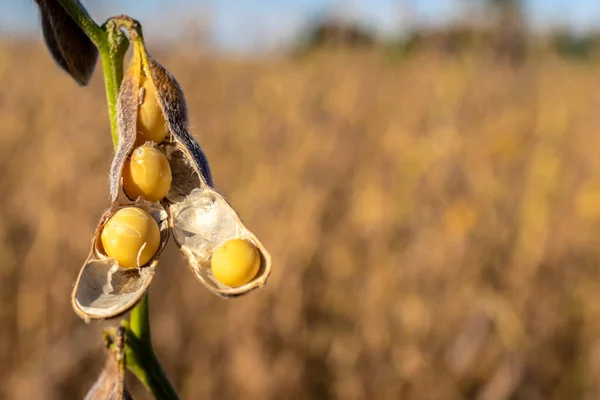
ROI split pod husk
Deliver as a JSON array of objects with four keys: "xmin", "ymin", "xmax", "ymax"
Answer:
[
  {"xmin": 84, "ymin": 326, "xmax": 134, "ymax": 400},
  {"xmin": 72, "ymin": 36, "xmax": 271, "ymax": 321}
]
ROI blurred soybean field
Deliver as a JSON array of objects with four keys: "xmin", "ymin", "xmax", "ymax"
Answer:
[{"xmin": 3, "ymin": 6, "xmax": 600, "ymax": 399}]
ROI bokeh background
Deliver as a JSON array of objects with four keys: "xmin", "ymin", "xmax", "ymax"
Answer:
[{"xmin": 2, "ymin": 0, "xmax": 600, "ymax": 399}]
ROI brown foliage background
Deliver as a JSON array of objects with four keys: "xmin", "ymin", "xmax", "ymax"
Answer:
[{"xmin": 2, "ymin": 40, "xmax": 600, "ymax": 399}]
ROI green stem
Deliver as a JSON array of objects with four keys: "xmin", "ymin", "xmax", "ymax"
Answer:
[
  {"xmin": 124, "ymin": 298, "xmax": 180, "ymax": 400},
  {"xmin": 129, "ymin": 293, "xmax": 151, "ymax": 346},
  {"xmin": 56, "ymin": 0, "xmax": 125, "ymax": 147},
  {"xmin": 54, "ymin": 1, "xmax": 178, "ymax": 398},
  {"xmin": 102, "ymin": 19, "xmax": 129, "ymax": 147}
]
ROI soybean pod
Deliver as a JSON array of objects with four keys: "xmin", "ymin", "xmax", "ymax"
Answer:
[{"xmin": 72, "ymin": 35, "xmax": 272, "ymax": 322}]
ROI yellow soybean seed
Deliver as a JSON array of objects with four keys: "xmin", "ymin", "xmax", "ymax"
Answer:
[
  {"xmin": 123, "ymin": 147, "xmax": 172, "ymax": 202},
  {"xmin": 211, "ymin": 239, "xmax": 260, "ymax": 287},
  {"xmin": 100, "ymin": 207, "xmax": 161, "ymax": 269},
  {"xmin": 136, "ymin": 77, "xmax": 167, "ymax": 144}
]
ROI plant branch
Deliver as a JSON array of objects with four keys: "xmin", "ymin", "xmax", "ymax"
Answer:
[
  {"xmin": 56, "ymin": 0, "xmax": 127, "ymax": 146},
  {"xmin": 123, "ymin": 299, "xmax": 180, "ymax": 399},
  {"xmin": 129, "ymin": 293, "xmax": 151, "ymax": 346},
  {"xmin": 53, "ymin": 2, "xmax": 178, "ymax": 398},
  {"xmin": 101, "ymin": 19, "xmax": 129, "ymax": 147}
]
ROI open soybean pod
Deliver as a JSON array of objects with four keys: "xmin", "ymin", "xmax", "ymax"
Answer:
[
  {"xmin": 72, "ymin": 44, "xmax": 170, "ymax": 322},
  {"xmin": 134, "ymin": 39, "xmax": 272, "ymax": 298}
]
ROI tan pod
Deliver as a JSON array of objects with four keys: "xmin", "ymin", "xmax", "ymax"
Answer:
[
  {"xmin": 73, "ymin": 38, "xmax": 271, "ymax": 322},
  {"xmin": 72, "ymin": 46, "xmax": 170, "ymax": 321},
  {"xmin": 125, "ymin": 40, "xmax": 272, "ymax": 298},
  {"xmin": 72, "ymin": 202, "xmax": 169, "ymax": 321}
]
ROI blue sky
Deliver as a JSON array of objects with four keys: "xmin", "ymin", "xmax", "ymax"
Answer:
[{"xmin": 2, "ymin": 0, "xmax": 600, "ymax": 52}]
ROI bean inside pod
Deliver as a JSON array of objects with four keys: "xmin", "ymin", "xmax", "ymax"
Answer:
[
  {"xmin": 72, "ymin": 202, "xmax": 169, "ymax": 321},
  {"xmin": 131, "ymin": 42, "xmax": 272, "ymax": 298},
  {"xmin": 72, "ymin": 45, "xmax": 172, "ymax": 321},
  {"xmin": 72, "ymin": 38, "xmax": 272, "ymax": 321}
]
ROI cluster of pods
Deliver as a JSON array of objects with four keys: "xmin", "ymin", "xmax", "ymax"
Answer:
[{"xmin": 71, "ymin": 38, "xmax": 272, "ymax": 322}]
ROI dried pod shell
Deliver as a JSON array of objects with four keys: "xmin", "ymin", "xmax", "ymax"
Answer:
[
  {"xmin": 151, "ymin": 58, "xmax": 272, "ymax": 298},
  {"xmin": 72, "ymin": 201, "xmax": 169, "ymax": 321},
  {"xmin": 168, "ymin": 186, "xmax": 271, "ymax": 297},
  {"xmin": 72, "ymin": 44, "xmax": 172, "ymax": 321},
  {"xmin": 115, "ymin": 41, "xmax": 272, "ymax": 297},
  {"xmin": 110, "ymin": 43, "xmax": 144, "ymax": 203},
  {"xmin": 85, "ymin": 327, "xmax": 134, "ymax": 400},
  {"xmin": 34, "ymin": 0, "xmax": 98, "ymax": 86}
]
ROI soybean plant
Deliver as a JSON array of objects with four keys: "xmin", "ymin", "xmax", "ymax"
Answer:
[{"xmin": 33, "ymin": 1, "xmax": 272, "ymax": 398}]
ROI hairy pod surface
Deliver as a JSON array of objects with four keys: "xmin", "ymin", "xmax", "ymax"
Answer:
[{"xmin": 34, "ymin": 0, "xmax": 98, "ymax": 85}]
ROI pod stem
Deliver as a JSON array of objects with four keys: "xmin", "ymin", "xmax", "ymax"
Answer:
[
  {"xmin": 54, "ymin": 1, "xmax": 178, "ymax": 398},
  {"xmin": 124, "ymin": 296, "xmax": 180, "ymax": 400},
  {"xmin": 101, "ymin": 18, "xmax": 129, "ymax": 148}
]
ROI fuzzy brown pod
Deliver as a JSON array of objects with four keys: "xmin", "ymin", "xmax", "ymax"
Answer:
[
  {"xmin": 72, "ymin": 201, "xmax": 169, "ymax": 322},
  {"xmin": 34, "ymin": 0, "xmax": 98, "ymax": 86},
  {"xmin": 114, "ymin": 40, "xmax": 272, "ymax": 298},
  {"xmin": 85, "ymin": 326, "xmax": 135, "ymax": 400}
]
